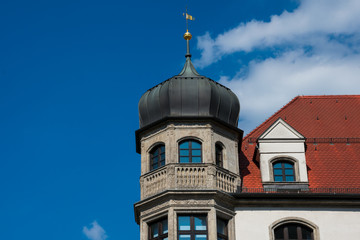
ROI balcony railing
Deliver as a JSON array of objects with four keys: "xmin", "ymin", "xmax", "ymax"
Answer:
[{"xmin": 140, "ymin": 163, "xmax": 241, "ymax": 199}]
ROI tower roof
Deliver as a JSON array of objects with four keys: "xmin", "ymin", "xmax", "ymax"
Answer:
[{"xmin": 138, "ymin": 30, "xmax": 240, "ymax": 129}]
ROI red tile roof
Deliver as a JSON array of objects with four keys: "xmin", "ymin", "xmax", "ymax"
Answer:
[{"xmin": 240, "ymin": 95, "xmax": 360, "ymax": 189}]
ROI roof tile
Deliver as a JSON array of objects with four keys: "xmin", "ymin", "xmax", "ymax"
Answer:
[{"xmin": 240, "ymin": 95, "xmax": 360, "ymax": 188}]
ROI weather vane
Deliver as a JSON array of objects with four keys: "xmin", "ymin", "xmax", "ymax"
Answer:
[{"xmin": 182, "ymin": 8, "xmax": 195, "ymax": 41}]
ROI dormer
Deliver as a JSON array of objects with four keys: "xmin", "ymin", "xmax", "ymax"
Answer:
[{"xmin": 258, "ymin": 118, "xmax": 309, "ymax": 190}]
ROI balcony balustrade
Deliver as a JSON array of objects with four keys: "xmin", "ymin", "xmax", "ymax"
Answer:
[{"xmin": 140, "ymin": 163, "xmax": 241, "ymax": 199}]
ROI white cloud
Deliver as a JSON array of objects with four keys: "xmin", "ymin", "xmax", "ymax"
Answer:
[
  {"xmin": 195, "ymin": 0, "xmax": 360, "ymax": 134},
  {"xmin": 83, "ymin": 221, "xmax": 108, "ymax": 240},
  {"xmin": 220, "ymin": 50, "xmax": 360, "ymax": 133}
]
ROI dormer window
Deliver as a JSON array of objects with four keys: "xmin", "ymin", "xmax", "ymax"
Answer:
[
  {"xmin": 150, "ymin": 144, "xmax": 165, "ymax": 170},
  {"xmin": 179, "ymin": 140, "xmax": 202, "ymax": 163},
  {"xmin": 273, "ymin": 161, "xmax": 295, "ymax": 182},
  {"xmin": 215, "ymin": 143, "xmax": 224, "ymax": 167},
  {"xmin": 257, "ymin": 118, "xmax": 309, "ymax": 190}
]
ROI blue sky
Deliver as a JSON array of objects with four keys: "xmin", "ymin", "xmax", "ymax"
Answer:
[{"xmin": 1, "ymin": 0, "xmax": 360, "ymax": 240}]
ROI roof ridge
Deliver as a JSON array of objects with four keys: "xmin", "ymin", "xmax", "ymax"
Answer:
[
  {"xmin": 243, "ymin": 95, "xmax": 301, "ymax": 141},
  {"xmin": 299, "ymin": 95, "xmax": 360, "ymax": 99}
]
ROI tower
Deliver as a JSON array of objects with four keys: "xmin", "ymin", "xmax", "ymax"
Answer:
[{"xmin": 134, "ymin": 27, "xmax": 243, "ymax": 240}]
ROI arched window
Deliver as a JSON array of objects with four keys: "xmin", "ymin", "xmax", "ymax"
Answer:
[
  {"xmin": 179, "ymin": 140, "xmax": 202, "ymax": 163},
  {"xmin": 273, "ymin": 161, "xmax": 295, "ymax": 182},
  {"xmin": 150, "ymin": 144, "xmax": 165, "ymax": 170},
  {"xmin": 215, "ymin": 143, "xmax": 224, "ymax": 167},
  {"xmin": 274, "ymin": 223, "xmax": 313, "ymax": 240}
]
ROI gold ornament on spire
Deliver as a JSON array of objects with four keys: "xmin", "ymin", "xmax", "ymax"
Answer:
[{"xmin": 183, "ymin": 30, "xmax": 192, "ymax": 40}]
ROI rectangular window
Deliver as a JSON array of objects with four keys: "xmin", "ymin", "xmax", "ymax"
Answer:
[
  {"xmin": 178, "ymin": 215, "xmax": 207, "ymax": 240},
  {"xmin": 217, "ymin": 218, "xmax": 228, "ymax": 240},
  {"xmin": 149, "ymin": 218, "xmax": 168, "ymax": 240}
]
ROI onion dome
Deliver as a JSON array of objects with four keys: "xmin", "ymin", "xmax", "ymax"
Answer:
[{"xmin": 138, "ymin": 30, "xmax": 240, "ymax": 129}]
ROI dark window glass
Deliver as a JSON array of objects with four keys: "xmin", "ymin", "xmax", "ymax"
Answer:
[
  {"xmin": 178, "ymin": 215, "xmax": 207, "ymax": 240},
  {"xmin": 149, "ymin": 218, "xmax": 168, "ymax": 240},
  {"xmin": 215, "ymin": 144, "xmax": 223, "ymax": 167},
  {"xmin": 179, "ymin": 140, "xmax": 202, "ymax": 163},
  {"xmin": 217, "ymin": 218, "xmax": 228, "ymax": 240},
  {"xmin": 273, "ymin": 161, "xmax": 295, "ymax": 182},
  {"xmin": 150, "ymin": 144, "xmax": 165, "ymax": 170},
  {"xmin": 274, "ymin": 223, "xmax": 313, "ymax": 240}
]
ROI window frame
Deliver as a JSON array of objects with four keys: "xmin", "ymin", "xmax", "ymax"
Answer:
[
  {"xmin": 177, "ymin": 215, "xmax": 208, "ymax": 240},
  {"xmin": 215, "ymin": 143, "xmax": 224, "ymax": 168},
  {"xmin": 148, "ymin": 218, "xmax": 168, "ymax": 240},
  {"xmin": 274, "ymin": 223, "xmax": 313, "ymax": 240},
  {"xmin": 272, "ymin": 160, "xmax": 295, "ymax": 182},
  {"xmin": 150, "ymin": 144, "xmax": 166, "ymax": 171},
  {"xmin": 178, "ymin": 140, "xmax": 202, "ymax": 164},
  {"xmin": 270, "ymin": 217, "xmax": 319, "ymax": 240},
  {"xmin": 217, "ymin": 218, "xmax": 228, "ymax": 240}
]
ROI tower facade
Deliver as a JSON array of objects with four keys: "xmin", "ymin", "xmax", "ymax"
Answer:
[{"xmin": 134, "ymin": 30, "xmax": 243, "ymax": 240}]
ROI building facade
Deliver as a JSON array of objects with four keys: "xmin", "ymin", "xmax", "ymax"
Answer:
[{"xmin": 134, "ymin": 31, "xmax": 360, "ymax": 240}]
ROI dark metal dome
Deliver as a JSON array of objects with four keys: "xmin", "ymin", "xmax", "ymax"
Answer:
[
  {"xmin": 138, "ymin": 35, "xmax": 240, "ymax": 129},
  {"xmin": 138, "ymin": 64, "xmax": 240, "ymax": 129}
]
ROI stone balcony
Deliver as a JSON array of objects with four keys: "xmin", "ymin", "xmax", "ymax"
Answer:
[{"xmin": 140, "ymin": 163, "xmax": 241, "ymax": 199}]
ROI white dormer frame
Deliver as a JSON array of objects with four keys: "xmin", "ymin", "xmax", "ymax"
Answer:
[{"xmin": 258, "ymin": 118, "xmax": 309, "ymax": 189}]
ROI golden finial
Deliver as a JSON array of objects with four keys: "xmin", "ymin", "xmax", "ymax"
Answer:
[
  {"xmin": 183, "ymin": 9, "xmax": 194, "ymax": 41},
  {"xmin": 183, "ymin": 30, "xmax": 192, "ymax": 40}
]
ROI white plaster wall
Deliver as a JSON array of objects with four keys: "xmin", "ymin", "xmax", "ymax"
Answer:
[
  {"xmin": 259, "ymin": 142, "xmax": 305, "ymax": 153},
  {"xmin": 234, "ymin": 207, "xmax": 360, "ymax": 240}
]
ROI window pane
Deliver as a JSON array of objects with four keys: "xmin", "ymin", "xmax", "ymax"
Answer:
[
  {"xmin": 287, "ymin": 225, "xmax": 297, "ymax": 239},
  {"xmin": 180, "ymin": 157, "xmax": 189, "ymax": 163},
  {"xmin": 152, "ymin": 156, "xmax": 159, "ymax": 162},
  {"xmin": 274, "ymin": 169, "xmax": 283, "ymax": 175},
  {"xmin": 192, "ymin": 157, "xmax": 202, "ymax": 163},
  {"xmin": 274, "ymin": 227, "xmax": 284, "ymax": 239},
  {"xmin": 160, "ymin": 145, "xmax": 165, "ymax": 152},
  {"xmin": 217, "ymin": 219, "xmax": 226, "ymax": 234},
  {"xmin": 274, "ymin": 176, "xmax": 283, "ymax": 182},
  {"xmin": 161, "ymin": 219, "xmax": 168, "ymax": 234},
  {"xmin": 152, "ymin": 163, "xmax": 158, "ymax": 169},
  {"xmin": 195, "ymin": 235, "xmax": 207, "ymax": 240},
  {"xmin": 160, "ymin": 160, "xmax": 165, "ymax": 166},
  {"xmin": 284, "ymin": 163, "xmax": 293, "ymax": 168},
  {"xmin": 194, "ymin": 216, "xmax": 207, "ymax": 230},
  {"xmin": 180, "ymin": 142, "xmax": 189, "ymax": 149},
  {"xmin": 273, "ymin": 163, "xmax": 282, "ymax": 168},
  {"xmin": 301, "ymin": 226, "xmax": 313, "ymax": 240},
  {"xmin": 160, "ymin": 153, "xmax": 165, "ymax": 160},
  {"xmin": 192, "ymin": 150, "xmax": 201, "ymax": 156},
  {"xmin": 151, "ymin": 223, "xmax": 158, "ymax": 237},
  {"xmin": 191, "ymin": 141, "xmax": 201, "ymax": 148},
  {"xmin": 153, "ymin": 150, "xmax": 159, "ymax": 157},
  {"xmin": 178, "ymin": 216, "xmax": 191, "ymax": 230},
  {"xmin": 285, "ymin": 176, "xmax": 294, "ymax": 182},
  {"xmin": 180, "ymin": 150, "xmax": 189, "ymax": 156},
  {"xmin": 285, "ymin": 169, "xmax": 294, "ymax": 175},
  {"xmin": 179, "ymin": 235, "xmax": 191, "ymax": 240}
]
